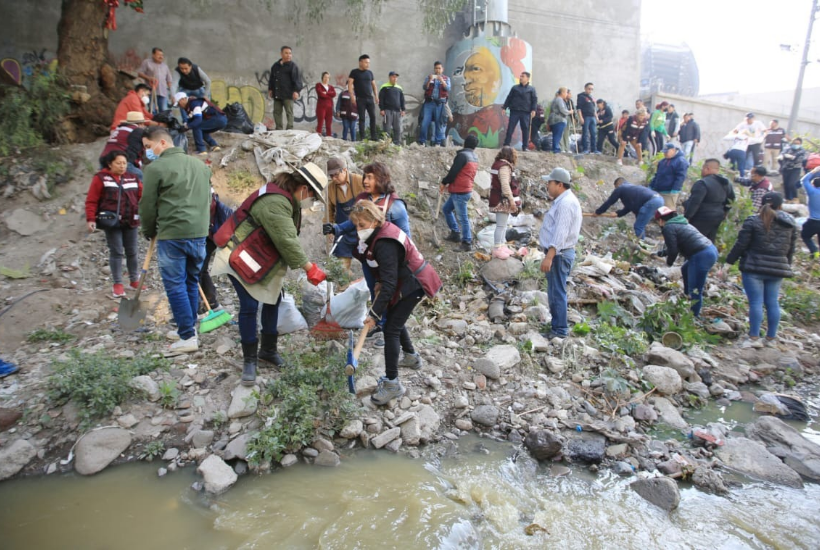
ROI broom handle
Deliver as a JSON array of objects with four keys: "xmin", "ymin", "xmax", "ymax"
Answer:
[{"xmin": 198, "ymin": 284, "xmax": 213, "ymax": 314}]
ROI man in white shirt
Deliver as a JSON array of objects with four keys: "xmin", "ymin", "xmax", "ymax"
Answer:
[
  {"xmin": 538, "ymin": 167, "xmax": 582, "ymax": 339},
  {"xmin": 733, "ymin": 112, "xmax": 766, "ymax": 171},
  {"xmin": 137, "ymin": 48, "xmax": 173, "ymax": 114}
]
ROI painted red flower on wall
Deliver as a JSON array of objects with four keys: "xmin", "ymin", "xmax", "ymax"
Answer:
[{"xmin": 500, "ymin": 38, "xmax": 527, "ymax": 77}]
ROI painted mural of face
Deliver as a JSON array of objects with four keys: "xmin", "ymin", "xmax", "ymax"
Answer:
[{"xmin": 463, "ymin": 47, "xmax": 500, "ymax": 108}]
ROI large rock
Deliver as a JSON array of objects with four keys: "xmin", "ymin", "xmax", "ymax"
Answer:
[
  {"xmin": 223, "ymin": 434, "xmax": 250, "ymax": 461},
  {"xmin": 524, "ymin": 430, "xmax": 563, "ymax": 461},
  {"xmin": 716, "ymin": 437, "xmax": 803, "ymax": 488},
  {"xmin": 476, "ymin": 345, "xmax": 521, "ymax": 381},
  {"xmin": 746, "ymin": 416, "xmax": 820, "ymax": 481},
  {"xmin": 371, "ymin": 427, "xmax": 401, "ymax": 449},
  {"xmin": 566, "ymin": 432, "xmax": 606, "ymax": 463},
  {"xmin": 228, "ymin": 385, "xmax": 258, "ymax": 419},
  {"xmin": 642, "ymin": 366, "xmax": 682, "ymax": 395},
  {"xmin": 4, "ymin": 208, "xmax": 51, "ymax": 236},
  {"xmin": 0, "ymin": 439, "xmax": 37, "ymax": 480},
  {"xmin": 191, "ymin": 430, "xmax": 215, "ymax": 449},
  {"xmin": 473, "ymin": 358, "xmax": 501, "ymax": 380},
  {"xmin": 631, "ymin": 477, "xmax": 680, "ymax": 511},
  {"xmin": 647, "ymin": 344, "xmax": 696, "ymax": 380},
  {"xmin": 471, "ymin": 405, "xmax": 499, "ymax": 427},
  {"xmin": 315, "ymin": 450, "xmax": 341, "ymax": 467},
  {"xmin": 129, "ymin": 375, "xmax": 160, "ymax": 402},
  {"xmin": 632, "ymin": 404, "xmax": 658, "ymax": 423},
  {"xmin": 417, "ymin": 405, "xmax": 440, "ymax": 442},
  {"xmin": 340, "ymin": 419, "xmax": 363, "ymax": 439},
  {"xmin": 197, "ymin": 455, "xmax": 238, "ymax": 494},
  {"xmin": 652, "ymin": 397, "xmax": 688, "ymax": 430},
  {"xmin": 399, "ymin": 416, "xmax": 421, "ymax": 446},
  {"xmin": 480, "ymin": 258, "xmax": 523, "ymax": 281},
  {"xmin": 74, "ymin": 427, "xmax": 132, "ymax": 475}
]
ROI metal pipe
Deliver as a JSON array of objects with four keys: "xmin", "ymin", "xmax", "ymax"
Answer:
[{"xmin": 787, "ymin": 0, "xmax": 818, "ymax": 135}]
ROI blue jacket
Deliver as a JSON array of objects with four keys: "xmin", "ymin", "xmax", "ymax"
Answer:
[
  {"xmin": 650, "ymin": 150, "xmax": 689, "ymax": 193},
  {"xmin": 595, "ymin": 183, "xmax": 659, "ymax": 217},
  {"xmin": 803, "ymin": 172, "xmax": 820, "ymax": 220}
]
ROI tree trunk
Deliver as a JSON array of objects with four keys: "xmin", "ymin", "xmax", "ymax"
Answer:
[{"xmin": 57, "ymin": 0, "xmax": 129, "ymax": 141}]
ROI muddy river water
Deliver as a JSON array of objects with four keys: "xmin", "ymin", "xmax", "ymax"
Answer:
[{"xmin": 1, "ymin": 402, "xmax": 819, "ymax": 549}]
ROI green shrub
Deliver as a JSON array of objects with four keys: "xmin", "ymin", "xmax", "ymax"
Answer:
[
  {"xmin": 780, "ymin": 283, "xmax": 820, "ymax": 324},
  {"xmin": 246, "ymin": 350, "xmax": 360, "ymax": 465},
  {"xmin": 594, "ymin": 322, "xmax": 648, "ymax": 356},
  {"xmin": 27, "ymin": 328, "xmax": 74, "ymax": 344},
  {"xmin": 48, "ymin": 351, "xmax": 170, "ymax": 428},
  {"xmin": 639, "ymin": 298, "xmax": 719, "ymax": 347},
  {"xmin": 0, "ymin": 68, "xmax": 70, "ymax": 156}
]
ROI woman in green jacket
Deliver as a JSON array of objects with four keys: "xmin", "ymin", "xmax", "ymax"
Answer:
[
  {"xmin": 212, "ymin": 163, "xmax": 328, "ymax": 385},
  {"xmin": 650, "ymin": 101, "xmax": 669, "ymax": 155}
]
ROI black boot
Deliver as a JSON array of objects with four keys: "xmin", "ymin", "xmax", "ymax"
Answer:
[
  {"xmin": 445, "ymin": 230, "xmax": 461, "ymax": 243},
  {"xmin": 258, "ymin": 333, "xmax": 284, "ymax": 367},
  {"xmin": 241, "ymin": 341, "xmax": 258, "ymax": 386}
]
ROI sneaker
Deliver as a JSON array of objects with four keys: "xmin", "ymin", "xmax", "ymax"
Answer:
[
  {"xmin": 739, "ymin": 337, "xmax": 763, "ymax": 349},
  {"xmin": 197, "ymin": 151, "xmax": 208, "ymax": 157},
  {"xmin": 0, "ymin": 358, "xmax": 20, "ymax": 378},
  {"xmin": 129, "ymin": 281, "xmax": 141, "ymax": 290},
  {"xmin": 211, "ymin": 146, "xmax": 222, "ymax": 152},
  {"xmin": 398, "ymin": 352, "xmax": 423, "ymax": 370},
  {"xmin": 112, "ymin": 284, "xmax": 126, "ymax": 298},
  {"xmin": 492, "ymin": 246, "xmax": 512, "ymax": 260},
  {"xmin": 371, "ymin": 376, "xmax": 406, "ymax": 405},
  {"xmin": 366, "ymin": 326, "xmax": 385, "ymax": 348},
  {"xmin": 616, "ymin": 159, "xmax": 623, "ymax": 166},
  {"xmin": 763, "ymin": 337, "xmax": 778, "ymax": 348},
  {"xmin": 460, "ymin": 241, "xmax": 473, "ymax": 252},
  {"xmin": 445, "ymin": 230, "xmax": 461, "ymax": 243},
  {"xmin": 166, "ymin": 329, "xmax": 180, "ymax": 341},
  {"xmin": 167, "ymin": 336, "xmax": 198, "ymax": 354}
]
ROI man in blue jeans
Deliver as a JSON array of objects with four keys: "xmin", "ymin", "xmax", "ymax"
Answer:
[
  {"xmin": 140, "ymin": 126, "xmax": 211, "ymax": 354},
  {"xmin": 538, "ymin": 167, "xmax": 582, "ymax": 339},
  {"xmin": 418, "ymin": 61, "xmax": 451, "ymax": 146},
  {"xmin": 440, "ymin": 135, "xmax": 479, "ymax": 251},
  {"xmin": 174, "ymin": 92, "xmax": 227, "ymax": 156},
  {"xmin": 577, "ymin": 83, "xmax": 598, "ymax": 154},
  {"xmin": 594, "ymin": 177, "xmax": 664, "ymax": 238}
]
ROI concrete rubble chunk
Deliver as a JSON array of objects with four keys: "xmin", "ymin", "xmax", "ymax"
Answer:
[
  {"xmin": 0, "ymin": 439, "xmax": 37, "ymax": 481},
  {"xmin": 716, "ymin": 437, "xmax": 803, "ymax": 488},
  {"xmin": 371, "ymin": 427, "xmax": 402, "ymax": 449},
  {"xmin": 197, "ymin": 455, "xmax": 238, "ymax": 494},
  {"xmin": 74, "ymin": 427, "xmax": 132, "ymax": 475},
  {"xmin": 129, "ymin": 375, "xmax": 160, "ymax": 401},
  {"xmin": 642, "ymin": 365, "xmax": 682, "ymax": 395},
  {"xmin": 228, "ymin": 385, "xmax": 258, "ymax": 419}
]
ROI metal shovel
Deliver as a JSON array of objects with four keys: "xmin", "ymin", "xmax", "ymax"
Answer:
[{"xmin": 119, "ymin": 237, "xmax": 156, "ymax": 331}]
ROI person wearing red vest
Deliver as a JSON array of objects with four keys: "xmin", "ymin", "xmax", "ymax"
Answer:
[
  {"xmin": 99, "ymin": 111, "xmax": 147, "ymax": 179},
  {"xmin": 350, "ymin": 200, "xmax": 442, "ymax": 405},
  {"xmin": 418, "ymin": 61, "xmax": 451, "ymax": 146},
  {"xmin": 211, "ymin": 163, "xmax": 328, "ymax": 386},
  {"xmin": 440, "ymin": 135, "xmax": 479, "ymax": 251},
  {"xmin": 488, "ymin": 146, "xmax": 521, "ymax": 259},
  {"xmin": 85, "ymin": 151, "xmax": 143, "ymax": 298}
]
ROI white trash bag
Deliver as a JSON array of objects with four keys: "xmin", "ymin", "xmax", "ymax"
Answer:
[
  {"xmin": 323, "ymin": 279, "xmax": 370, "ymax": 329},
  {"xmin": 277, "ymin": 293, "xmax": 308, "ymax": 334}
]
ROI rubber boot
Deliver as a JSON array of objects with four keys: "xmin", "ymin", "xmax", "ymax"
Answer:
[
  {"xmin": 241, "ymin": 341, "xmax": 258, "ymax": 387},
  {"xmin": 258, "ymin": 333, "xmax": 284, "ymax": 367}
]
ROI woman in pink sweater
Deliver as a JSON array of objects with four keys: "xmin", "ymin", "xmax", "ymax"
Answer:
[{"xmin": 315, "ymin": 72, "xmax": 336, "ymax": 137}]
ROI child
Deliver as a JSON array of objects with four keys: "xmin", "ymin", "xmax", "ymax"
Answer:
[
  {"xmin": 616, "ymin": 109, "xmax": 630, "ymax": 134},
  {"xmin": 336, "ymin": 89, "xmax": 359, "ymax": 141}
]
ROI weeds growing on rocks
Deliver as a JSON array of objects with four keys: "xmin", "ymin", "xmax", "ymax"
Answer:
[
  {"xmin": 138, "ymin": 440, "xmax": 166, "ymax": 462},
  {"xmin": 48, "ymin": 351, "xmax": 170, "ymax": 428},
  {"xmin": 27, "ymin": 328, "xmax": 74, "ymax": 344}
]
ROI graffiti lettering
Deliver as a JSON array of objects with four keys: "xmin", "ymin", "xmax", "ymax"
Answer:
[
  {"xmin": 0, "ymin": 49, "xmax": 57, "ymax": 86},
  {"xmin": 211, "ymin": 80, "xmax": 267, "ymax": 124},
  {"xmin": 1, "ymin": 58, "xmax": 22, "ymax": 85},
  {"xmin": 255, "ymin": 70, "xmax": 270, "ymax": 89}
]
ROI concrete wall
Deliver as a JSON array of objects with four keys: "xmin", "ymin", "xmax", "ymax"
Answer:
[
  {"xmin": 0, "ymin": 0, "xmax": 642, "ymax": 136},
  {"xmin": 650, "ymin": 92, "xmax": 820, "ymax": 164},
  {"xmin": 700, "ymin": 88, "xmax": 820, "ymax": 123}
]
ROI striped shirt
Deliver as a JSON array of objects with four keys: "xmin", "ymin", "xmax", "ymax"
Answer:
[{"xmin": 538, "ymin": 189, "xmax": 582, "ymax": 253}]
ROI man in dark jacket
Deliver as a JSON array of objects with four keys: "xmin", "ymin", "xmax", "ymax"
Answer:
[
  {"xmin": 683, "ymin": 158, "xmax": 735, "ymax": 243},
  {"xmin": 594, "ymin": 177, "xmax": 664, "ymax": 238},
  {"xmin": 576, "ymin": 83, "xmax": 598, "ymax": 154},
  {"xmin": 679, "ymin": 113, "xmax": 700, "ymax": 163},
  {"xmin": 665, "ymin": 104, "xmax": 680, "ymax": 140},
  {"xmin": 595, "ymin": 99, "xmax": 617, "ymax": 154},
  {"xmin": 655, "ymin": 206, "xmax": 718, "ymax": 317},
  {"xmin": 503, "ymin": 72, "xmax": 538, "ymax": 151},
  {"xmin": 378, "ymin": 71, "xmax": 405, "ymax": 145},
  {"xmin": 649, "ymin": 143, "xmax": 690, "ymax": 209},
  {"xmin": 440, "ymin": 135, "xmax": 479, "ymax": 251},
  {"xmin": 268, "ymin": 46, "xmax": 304, "ymax": 131}
]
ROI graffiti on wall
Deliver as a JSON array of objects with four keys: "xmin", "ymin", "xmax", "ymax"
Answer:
[
  {"xmin": 113, "ymin": 48, "xmax": 146, "ymax": 73},
  {"xmin": 211, "ymin": 80, "xmax": 267, "ymax": 124},
  {"xmin": 1, "ymin": 49, "xmax": 57, "ymax": 86},
  {"xmin": 445, "ymin": 36, "xmax": 532, "ymax": 148}
]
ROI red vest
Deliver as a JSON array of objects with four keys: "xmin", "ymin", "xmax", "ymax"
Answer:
[
  {"xmin": 96, "ymin": 170, "xmax": 141, "ymax": 228},
  {"xmin": 488, "ymin": 159, "xmax": 520, "ymax": 207},
  {"xmin": 213, "ymin": 183, "xmax": 300, "ymax": 285},
  {"xmin": 424, "ymin": 77, "xmax": 450, "ymax": 101},
  {"xmin": 100, "ymin": 124, "xmax": 142, "ymax": 167},
  {"xmin": 354, "ymin": 192, "xmax": 405, "ymax": 215},
  {"xmin": 353, "ymin": 222, "xmax": 442, "ymax": 305}
]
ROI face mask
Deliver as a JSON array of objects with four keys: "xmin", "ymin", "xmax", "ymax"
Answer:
[
  {"xmin": 791, "ymin": 143, "xmax": 801, "ymax": 150},
  {"xmin": 141, "ymin": 95, "xmax": 150, "ymax": 105},
  {"xmin": 358, "ymin": 228, "xmax": 375, "ymax": 242},
  {"xmin": 145, "ymin": 148, "xmax": 158, "ymax": 161}
]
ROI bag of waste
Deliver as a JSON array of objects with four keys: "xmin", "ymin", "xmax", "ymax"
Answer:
[
  {"xmin": 277, "ymin": 293, "xmax": 308, "ymax": 334},
  {"xmin": 223, "ymin": 102, "xmax": 254, "ymax": 134},
  {"xmin": 323, "ymin": 279, "xmax": 370, "ymax": 329}
]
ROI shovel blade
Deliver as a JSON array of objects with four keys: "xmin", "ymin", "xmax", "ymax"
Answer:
[{"xmin": 118, "ymin": 297, "xmax": 147, "ymax": 331}]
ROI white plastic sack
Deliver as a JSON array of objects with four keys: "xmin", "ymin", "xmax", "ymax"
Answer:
[
  {"xmin": 323, "ymin": 279, "xmax": 370, "ymax": 329},
  {"xmin": 300, "ymin": 277, "xmax": 327, "ymax": 328},
  {"xmin": 277, "ymin": 294, "xmax": 308, "ymax": 334},
  {"xmin": 476, "ymin": 225, "xmax": 496, "ymax": 252}
]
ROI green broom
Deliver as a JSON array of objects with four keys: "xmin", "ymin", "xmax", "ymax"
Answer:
[{"xmin": 198, "ymin": 284, "xmax": 232, "ymax": 333}]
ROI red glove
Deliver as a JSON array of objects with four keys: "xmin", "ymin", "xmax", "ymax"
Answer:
[{"xmin": 306, "ymin": 263, "xmax": 326, "ymax": 286}]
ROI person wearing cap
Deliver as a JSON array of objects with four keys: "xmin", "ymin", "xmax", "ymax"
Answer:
[
  {"xmin": 379, "ymin": 71, "xmax": 406, "ymax": 146},
  {"xmin": 654, "ymin": 206, "xmax": 717, "ymax": 317},
  {"xmin": 594, "ymin": 177, "xmax": 663, "ymax": 239},
  {"xmin": 679, "ymin": 113, "xmax": 700, "ymax": 163},
  {"xmin": 649, "ymin": 142, "xmax": 689, "ymax": 209},
  {"xmin": 725, "ymin": 192, "xmax": 797, "ymax": 347},
  {"xmin": 731, "ymin": 113, "xmax": 766, "ymax": 172},
  {"xmin": 315, "ymin": 71, "xmax": 336, "ymax": 137},
  {"xmin": 212, "ymin": 163, "xmax": 328, "ymax": 385},
  {"xmin": 538, "ymin": 167, "xmax": 582, "ymax": 339},
  {"xmin": 324, "ymin": 157, "xmax": 365, "ymax": 273},
  {"xmin": 100, "ymin": 111, "xmax": 148, "ymax": 178},
  {"xmin": 683, "ymin": 158, "xmax": 735, "ymax": 243},
  {"xmin": 800, "ymin": 166, "xmax": 820, "ymax": 260},
  {"xmin": 174, "ymin": 92, "xmax": 227, "ymax": 156},
  {"xmin": 734, "ymin": 165, "xmax": 773, "ymax": 211},
  {"xmin": 111, "ymin": 83, "xmax": 155, "ymax": 130},
  {"xmin": 140, "ymin": 126, "xmax": 212, "ymax": 355}
]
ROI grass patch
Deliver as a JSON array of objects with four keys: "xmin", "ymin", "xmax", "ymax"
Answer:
[
  {"xmin": 138, "ymin": 440, "xmax": 166, "ymax": 461},
  {"xmin": 158, "ymin": 380, "xmax": 180, "ymax": 409},
  {"xmin": 0, "ymin": 264, "xmax": 31, "ymax": 279},
  {"xmin": 48, "ymin": 351, "xmax": 171, "ymax": 428},
  {"xmin": 455, "ymin": 259, "xmax": 477, "ymax": 288},
  {"xmin": 780, "ymin": 283, "xmax": 820, "ymax": 324},
  {"xmin": 27, "ymin": 328, "xmax": 74, "ymax": 344},
  {"xmin": 226, "ymin": 169, "xmax": 263, "ymax": 193},
  {"xmin": 518, "ymin": 259, "xmax": 542, "ymax": 280},
  {"xmin": 246, "ymin": 350, "xmax": 360, "ymax": 465},
  {"xmin": 352, "ymin": 136, "xmax": 399, "ymax": 163}
]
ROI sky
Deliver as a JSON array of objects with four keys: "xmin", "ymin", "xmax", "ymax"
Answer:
[{"xmin": 641, "ymin": 0, "xmax": 819, "ymax": 95}]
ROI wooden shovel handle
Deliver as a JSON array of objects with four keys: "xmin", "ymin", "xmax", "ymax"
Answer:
[
  {"xmin": 132, "ymin": 237, "xmax": 156, "ymax": 302},
  {"xmin": 351, "ymin": 327, "xmax": 368, "ymax": 362}
]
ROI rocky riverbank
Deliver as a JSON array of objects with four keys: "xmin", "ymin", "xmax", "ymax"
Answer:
[{"xmin": 1, "ymin": 133, "xmax": 819, "ymax": 507}]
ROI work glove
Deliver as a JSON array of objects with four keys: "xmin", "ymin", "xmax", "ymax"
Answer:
[
  {"xmin": 306, "ymin": 263, "xmax": 327, "ymax": 286},
  {"xmin": 322, "ymin": 223, "xmax": 337, "ymax": 236}
]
